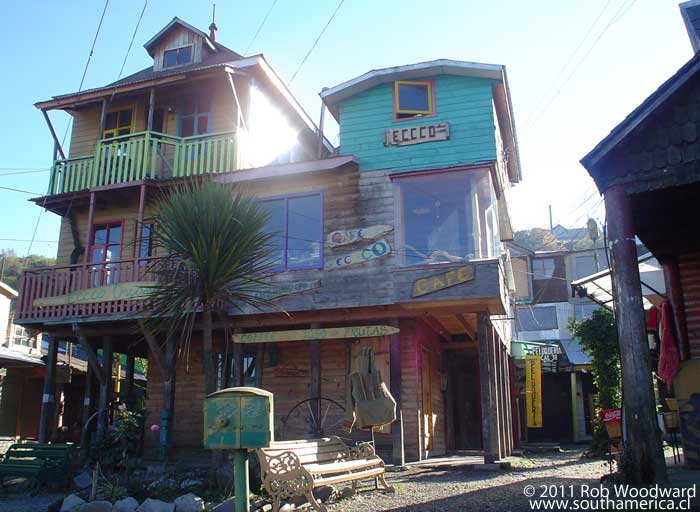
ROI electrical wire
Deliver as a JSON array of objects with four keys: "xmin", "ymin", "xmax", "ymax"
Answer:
[
  {"xmin": 288, "ymin": 0, "xmax": 346, "ymax": 85},
  {"xmin": 115, "ymin": 0, "xmax": 148, "ymax": 83},
  {"xmin": 0, "ymin": 185, "xmax": 44, "ymax": 196},
  {"xmin": 244, "ymin": 0, "xmax": 279, "ymax": 55},
  {"xmin": 0, "ymin": 169, "xmax": 50, "ymax": 177}
]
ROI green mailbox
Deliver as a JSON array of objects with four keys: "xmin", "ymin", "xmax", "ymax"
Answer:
[{"xmin": 203, "ymin": 387, "xmax": 274, "ymax": 450}]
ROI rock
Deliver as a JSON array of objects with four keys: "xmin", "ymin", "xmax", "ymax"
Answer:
[
  {"xmin": 279, "ymin": 505, "xmax": 295, "ymax": 512},
  {"xmin": 60, "ymin": 494, "xmax": 86, "ymax": 512},
  {"xmin": 174, "ymin": 493, "xmax": 204, "ymax": 512},
  {"xmin": 339, "ymin": 486, "xmax": 355, "ymax": 499},
  {"xmin": 48, "ymin": 497, "xmax": 64, "ymax": 512},
  {"xmin": 113, "ymin": 497, "xmax": 140, "ymax": 512},
  {"xmin": 136, "ymin": 499, "xmax": 175, "ymax": 512},
  {"xmin": 73, "ymin": 471, "xmax": 92, "ymax": 490},
  {"xmin": 313, "ymin": 485, "xmax": 334, "ymax": 503},
  {"xmin": 179, "ymin": 479, "xmax": 203, "ymax": 489},
  {"xmin": 74, "ymin": 501, "xmax": 112, "ymax": 512}
]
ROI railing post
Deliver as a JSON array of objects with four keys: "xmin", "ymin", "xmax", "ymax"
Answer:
[
  {"xmin": 94, "ymin": 141, "xmax": 103, "ymax": 188},
  {"xmin": 143, "ymin": 132, "xmax": 152, "ymax": 180}
]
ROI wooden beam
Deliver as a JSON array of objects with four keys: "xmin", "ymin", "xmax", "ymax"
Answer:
[
  {"xmin": 310, "ymin": 323, "xmax": 321, "ymax": 435},
  {"xmin": 160, "ymin": 333, "xmax": 176, "ymax": 460},
  {"xmin": 233, "ymin": 329, "xmax": 243, "ymax": 387},
  {"xmin": 133, "ymin": 184, "xmax": 147, "ymax": 279},
  {"xmin": 73, "ymin": 324, "xmax": 105, "ymax": 384},
  {"xmin": 422, "ymin": 315, "xmax": 453, "ymax": 342},
  {"xmin": 97, "ymin": 336, "xmax": 112, "ymax": 442},
  {"xmin": 138, "ymin": 320, "xmax": 167, "ymax": 378},
  {"xmin": 41, "ymin": 110, "xmax": 66, "ymax": 160},
  {"xmin": 97, "ymin": 98, "xmax": 109, "ymax": 140},
  {"xmin": 80, "ymin": 365, "xmax": 94, "ymax": 455},
  {"xmin": 226, "ymin": 72, "xmax": 247, "ymax": 133},
  {"xmin": 439, "ymin": 342, "xmax": 477, "ymax": 351},
  {"xmin": 84, "ymin": 192, "xmax": 96, "ymax": 271},
  {"xmin": 38, "ymin": 335, "xmax": 59, "ymax": 442},
  {"xmin": 457, "ymin": 314, "xmax": 477, "ymax": 340},
  {"xmin": 124, "ymin": 353, "xmax": 135, "ymax": 404},
  {"xmin": 477, "ymin": 313, "xmax": 498, "ymax": 463},
  {"xmin": 146, "ymin": 88, "xmax": 156, "ymax": 131},
  {"xmin": 389, "ymin": 321, "xmax": 405, "ymax": 467}
]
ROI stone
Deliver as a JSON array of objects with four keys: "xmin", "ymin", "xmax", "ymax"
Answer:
[
  {"xmin": 180, "ymin": 479, "xmax": 203, "ymax": 489},
  {"xmin": 113, "ymin": 497, "xmax": 140, "ymax": 512},
  {"xmin": 338, "ymin": 486, "xmax": 355, "ymax": 499},
  {"xmin": 72, "ymin": 470, "xmax": 92, "ymax": 490},
  {"xmin": 60, "ymin": 494, "xmax": 86, "ymax": 512},
  {"xmin": 174, "ymin": 493, "xmax": 204, "ymax": 512},
  {"xmin": 313, "ymin": 485, "xmax": 333, "ymax": 503},
  {"xmin": 136, "ymin": 499, "xmax": 175, "ymax": 512},
  {"xmin": 279, "ymin": 505, "xmax": 295, "ymax": 512},
  {"xmin": 74, "ymin": 501, "xmax": 112, "ymax": 512}
]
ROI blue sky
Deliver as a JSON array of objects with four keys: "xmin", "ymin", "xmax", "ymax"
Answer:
[{"xmin": 0, "ymin": 0, "xmax": 692, "ymax": 257}]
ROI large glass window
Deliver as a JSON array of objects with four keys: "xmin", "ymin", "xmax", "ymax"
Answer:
[
  {"xmin": 258, "ymin": 193, "xmax": 323, "ymax": 271},
  {"xmin": 91, "ymin": 221, "xmax": 123, "ymax": 284},
  {"xmin": 517, "ymin": 306, "xmax": 558, "ymax": 331},
  {"xmin": 394, "ymin": 169, "xmax": 499, "ymax": 265}
]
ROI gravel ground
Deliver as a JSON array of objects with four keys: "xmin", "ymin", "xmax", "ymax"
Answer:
[
  {"xmin": 0, "ymin": 489, "xmax": 64, "ymax": 512},
  {"xmin": 326, "ymin": 447, "xmax": 696, "ymax": 512}
]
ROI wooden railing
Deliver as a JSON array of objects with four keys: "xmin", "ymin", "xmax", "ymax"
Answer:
[
  {"xmin": 16, "ymin": 257, "xmax": 159, "ymax": 323},
  {"xmin": 47, "ymin": 130, "xmax": 238, "ymax": 195}
]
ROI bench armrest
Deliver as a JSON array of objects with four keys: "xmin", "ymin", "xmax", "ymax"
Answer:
[
  {"xmin": 257, "ymin": 450, "xmax": 314, "ymax": 500},
  {"xmin": 348, "ymin": 443, "xmax": 377, "ymax": 461}
]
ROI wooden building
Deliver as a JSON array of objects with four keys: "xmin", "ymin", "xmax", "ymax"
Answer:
[{"xmin": 16, "ymin": 18, "xmax": 522, "ymax": 464}]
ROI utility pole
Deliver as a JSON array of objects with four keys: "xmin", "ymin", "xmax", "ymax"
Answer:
[{"xmin": 548, "ymin": 205, "xmax": 553, "ymax": 231}]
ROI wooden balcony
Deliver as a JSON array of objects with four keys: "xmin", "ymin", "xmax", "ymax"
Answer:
[
  {"xmin": 48, "ymin": 130, "xmax": 238, "ymax": 195},
  {"xmin": 16, "ymin": 258, "xmax": 158, "ymax": 324}
]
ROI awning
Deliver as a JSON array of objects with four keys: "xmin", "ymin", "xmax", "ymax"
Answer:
[
  {"xmin": 570, "ymin": 253, "xmax": 665, "ymax": 310},
  {"xmin": 0, "ymin": 349, "xmax": 45, "ymax": 369}
]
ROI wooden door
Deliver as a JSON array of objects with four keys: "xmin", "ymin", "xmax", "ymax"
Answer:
[{"xmin": 422, "ymin": 349, "xmax": 433, "ymax": 452}]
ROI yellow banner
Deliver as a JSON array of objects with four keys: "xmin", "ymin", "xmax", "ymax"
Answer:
[
  {"xmin": 33, "ymin": 281, "xmax": 154, "ymax": 307},
  {"xmin": 233, "ymin": 325, "xmax": 399, "ymax": 344},
  {"xmin": 525, "ymin": 355, "xmax": 542, "ymax": 428}
]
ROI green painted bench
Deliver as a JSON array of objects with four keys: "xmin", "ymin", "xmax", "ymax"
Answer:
[{"xmin": 0, "ymin": 443, "xmax": 75, "ymax": 487}]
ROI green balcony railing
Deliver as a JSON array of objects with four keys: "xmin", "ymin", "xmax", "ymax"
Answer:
[{"xmin": 47, "ymin": 130, "xmax": 238, "ymax": 195}]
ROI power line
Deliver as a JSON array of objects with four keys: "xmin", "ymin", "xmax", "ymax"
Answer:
[
  {"xmin": 244, "ymin": 0, "xmax": 279, "ymax": 55},
  {"xmin": 288, "ymin": 0, "xmax": 346, "ymax": 85},
  {"xmin": 115, "ymin": 0, "xmax": 148, "ymax": 82},
  {"xmin": 0, "ymin": 185, "xmax": 44, "ymax": 196},
  {"xmin": 0, "ymin": 169, "xmax": 50, "ymax": 177}
]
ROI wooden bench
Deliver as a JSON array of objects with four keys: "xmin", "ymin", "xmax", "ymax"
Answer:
[
  {"xmin": 257, "ymin": 437, "xmax": 394, "ymax": 512},
  {"xmin": 0, "ymin": 443, "xmax": 75, "ymax": 487}
]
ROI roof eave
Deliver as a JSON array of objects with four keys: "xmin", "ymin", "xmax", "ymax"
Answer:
[{"xmin": 143, "ymin": 17, "xmax": 213, "ymax": 57}]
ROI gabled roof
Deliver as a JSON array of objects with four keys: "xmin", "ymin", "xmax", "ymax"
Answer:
[
  {"xmin": 581, "ymin": 50, "xmax": 700, "ymax": 170},
  {"xmin": 143, "ymin": 17, "xmax": 215, "ymax": 56}
]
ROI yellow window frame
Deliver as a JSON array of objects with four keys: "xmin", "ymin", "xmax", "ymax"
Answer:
[
  {"xmin": 394, "ymin": 80, "xmax": 434, "ymax": 116},
  {"xmin": 102, "ymin": 107, "xmax": 134, "ymax": 139}
]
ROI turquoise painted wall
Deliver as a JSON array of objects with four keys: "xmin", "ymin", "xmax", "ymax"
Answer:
[{"xmin": 339, "ymin": 75, "xmax": 497, "ymax": 172}]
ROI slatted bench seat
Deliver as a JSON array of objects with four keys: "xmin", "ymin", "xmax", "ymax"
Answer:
[
  {"xmin": 257, "ymin": 436, "xmax": 394, "ymax": 512},
  {"xmin": 0, "ymin": 443, "xmax": 74, "ymax": 487}
]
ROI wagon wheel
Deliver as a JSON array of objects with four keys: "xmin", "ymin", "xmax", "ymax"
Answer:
[{"xmin": 280, "ymin": 397, "xmax": 347, "ymax": 441}]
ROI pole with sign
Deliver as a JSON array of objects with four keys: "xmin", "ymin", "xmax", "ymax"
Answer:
[{"xmin": 525, "ymin": 355, "xmax": 542, "ymax": 428}]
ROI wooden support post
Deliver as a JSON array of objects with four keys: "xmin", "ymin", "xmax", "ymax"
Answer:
[
  {"xmin": 38, "ymin": 335, "xmax": 58, "ymax": 443},
  {"xmin": 97, "ymin": 337, "xmax": 113, "ymax": 443},
  {"xmin": 233, "ymin": 338, "xmax": 244, "ymax": 387},
  {"xmin": 133, "ymin": 184, "xmax": 147, "ymax": 279},
  {"xmin": 98, "ymin": 98, "xmax": 109, "ymax": 139},
  {"xmin": 492, "ymin": 329, "xmax": 504, "ymax": 461},
  {"xmin": 42, "ymin": 110, "xmax": 66, "ymax": 160},
  {"xmin": 477, "ymin": 313, "xmax": 498, "ymax": 463},
  {"xmin": 85, "ymin": 192, "xmax": 96, "ymax": 270},
  {"xmin": 80, "ymin": 364, "xmax": 94, "ymax": 451},
  {"xmin": 147, "ymin": 88, "xmax": 156, "ymax": 132},
  {"xmin": 604, "ymin": 185, "xmax": 667, "ymax": 483},
  {"xmin": 255, "ymin": 344, "xmax": 264, "ymax": 388},
  {"xmin": 310, "ymin": 322, "xmax": 321, "ymax": 435},
  {"xmin": 390, "ymin": 324, "xmax": 405, "ymax": 467},
  {"xmin": 503, "ymin": 352, "xmax": 513, "ymax": 456},
  {"xmin": 161, "ymin": 333, "xmax": 176, "ymax": 461},
  {"xmin": 124, "ymin": 353, "xmax": 135, "ymax": 406}
]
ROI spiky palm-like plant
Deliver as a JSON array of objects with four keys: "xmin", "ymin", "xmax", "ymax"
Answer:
[{"xmin": 145, "ymin": 181, "xmax": 276, "ymax": 395}]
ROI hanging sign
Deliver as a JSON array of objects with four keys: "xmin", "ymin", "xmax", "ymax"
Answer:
[
  {"xmin": 234, "ymin": 325, "xmax": 400, "ymax": 344},
  {"xmin": 249, "ymin": 280, "xmax": 321, "ymax": 300},
  {"xmin": 530, "ymin": 343, "xmax": 563, "ymax": 363},
  {"xmin": 384, "ymin": 122, "xmax": 450, "ymax": 147},
  {"xmin": 327, "ymin": 225, "xmax": 393, "ymax": 248},
  {"xmin": 33, "ymin": 281, "xmax": 155, "ymax": 307},
  {"xmin": 525, "ymin": 355, "xmax": 543, "ymax": 428},
  {"xmin": 412, "ymin": 265, "xmax": 475, "ymax": 297},
  {"xmin": 328, "ymin": 239, "xmax": 391, "ymax": 269}
]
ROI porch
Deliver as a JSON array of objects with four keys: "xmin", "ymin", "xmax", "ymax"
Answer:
[{"xmin": 48, "ymin": 130, "xmax": 239, "ymax": 196}]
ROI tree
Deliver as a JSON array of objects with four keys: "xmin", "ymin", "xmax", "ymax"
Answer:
[
  {"xmin": 513, "ymin": 228, "xmax": 565, "ymax": 252},
  {"xmin": 144, "ymin": 181, "xmax": 277, "ymax": 397},
  {"xmin": 0, "ymin": 250, "xmax": 56, "ymax": 291},
  {"xmin": 569, "ymin": 308, "xmax": 621, "ymax": 453}
]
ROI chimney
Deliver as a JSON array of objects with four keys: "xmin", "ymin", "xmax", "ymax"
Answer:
[
  {"xmin": 680, "ymin": 1, "xmax": 700, "ymax": 53},
  {"xmin": 209, "ymin": 3, "xmax": 218, "ymax": 42}
]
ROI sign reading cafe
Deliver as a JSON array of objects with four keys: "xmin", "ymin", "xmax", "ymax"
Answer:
[{"xmin": 384, "ymin": 122, "xmax": 449, "ymax": 147}]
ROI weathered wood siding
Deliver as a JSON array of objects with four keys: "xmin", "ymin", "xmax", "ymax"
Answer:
[
  {"xmin": 151, "ymin": 26, "xmax": 207, "ymax": 72},
  {"xmin": 339, "ymin": 75, "xmax": 497, "ymax": 172}
]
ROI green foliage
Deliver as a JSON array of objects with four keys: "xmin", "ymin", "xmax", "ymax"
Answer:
[
  {"xmin": 513, "ymin": 228, "xmax": 565, "ymax": 252},
  {"xmin": 93, "ymin": 406, "xmax": 144, "ymax": 470},
  {"xmin": 0, "ymin": 250, "xmax": 56, "ymax": 291},
  {"xmin": 569, "ymin": 308, "xmax": 621, "ymax": 452}
]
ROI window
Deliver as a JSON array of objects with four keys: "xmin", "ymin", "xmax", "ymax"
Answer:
[
  {"xmin": 258, "ymin": 193, "xmax": 323, "ymax": 271},
  {"xmin": 394, "ymin": 169, "xmax": 498, "ymax": 265},
  {"xmin": 394, "ymin": 80, "xmax": 434, "ymax": 119},
  {"xmin": 575, "ymin": 255, "xmax": 597, "ymax": 279},
  {"xmin": 532, "ymin": 258, "xmax": 555, "ymax": 280},
  {"xmin": 103, "ymin": 108, "xmax": 133, "ymax": 139},
  {"xmin": 178, "ymin": 93, "xmax": 211, "ymax": 137},
  {"xmin": 91, "ymin": 221, "xmax": 123, "ymax": 284},
  {"xmin": 217, "ymin": 351, "xmax": 258, "ymax": 388},
  {"xmin": 574, "ymin": 302, "xmax": 599, "ymax": 321},
  {"xmin": 12, "ymin": 325, "xmax": 34, "ymax": 348},
  {"xmin": 517, "ymin": 306, "xmax": 558, "ymax": 331},
  {"xmin": 163, "ymin": 45, "xmax": 193, "ymax": 68}
]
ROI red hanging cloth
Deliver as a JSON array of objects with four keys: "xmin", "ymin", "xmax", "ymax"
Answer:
[{"xmin": 658, "ymin": 300, "xmax": 680, "ymax": 386}]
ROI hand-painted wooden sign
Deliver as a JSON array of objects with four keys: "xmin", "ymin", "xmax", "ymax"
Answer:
[
  {"xmin": 328, "ymin": 239, "xmax": 391, "ymax": 269},
  {"xmin": 234, "ymin": 325, "xmax": 400, "ymax": 344},
  {"xmin": 327, "ymin": 225, "xmax": 393, "ymax": 248},
  {"xmin": 33, "ymin": 281, "xmax": 154, "ymax": 307},
  {"xmin": 525, "ymin": 355, "xmax": 542, "ymax": 428},
  {"xmin": 249, "ymin": 280, "xmax": 321, "ymax": 300},
  {"xmin": 384, "ymin": 122, "xmax": 449, "ymax": 147},
  {"xmin": 411, "ymin": 265, "xmax": 475, "ymax": 297}
]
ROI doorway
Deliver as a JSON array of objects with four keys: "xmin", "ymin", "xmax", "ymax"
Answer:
[
  {"xmin": 422, "ymin": 348, "xmax": 434, "ymax": 453},
  {"xmin": 445, "ymin": 349, "xmax": 482, "ymax": 450}
]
